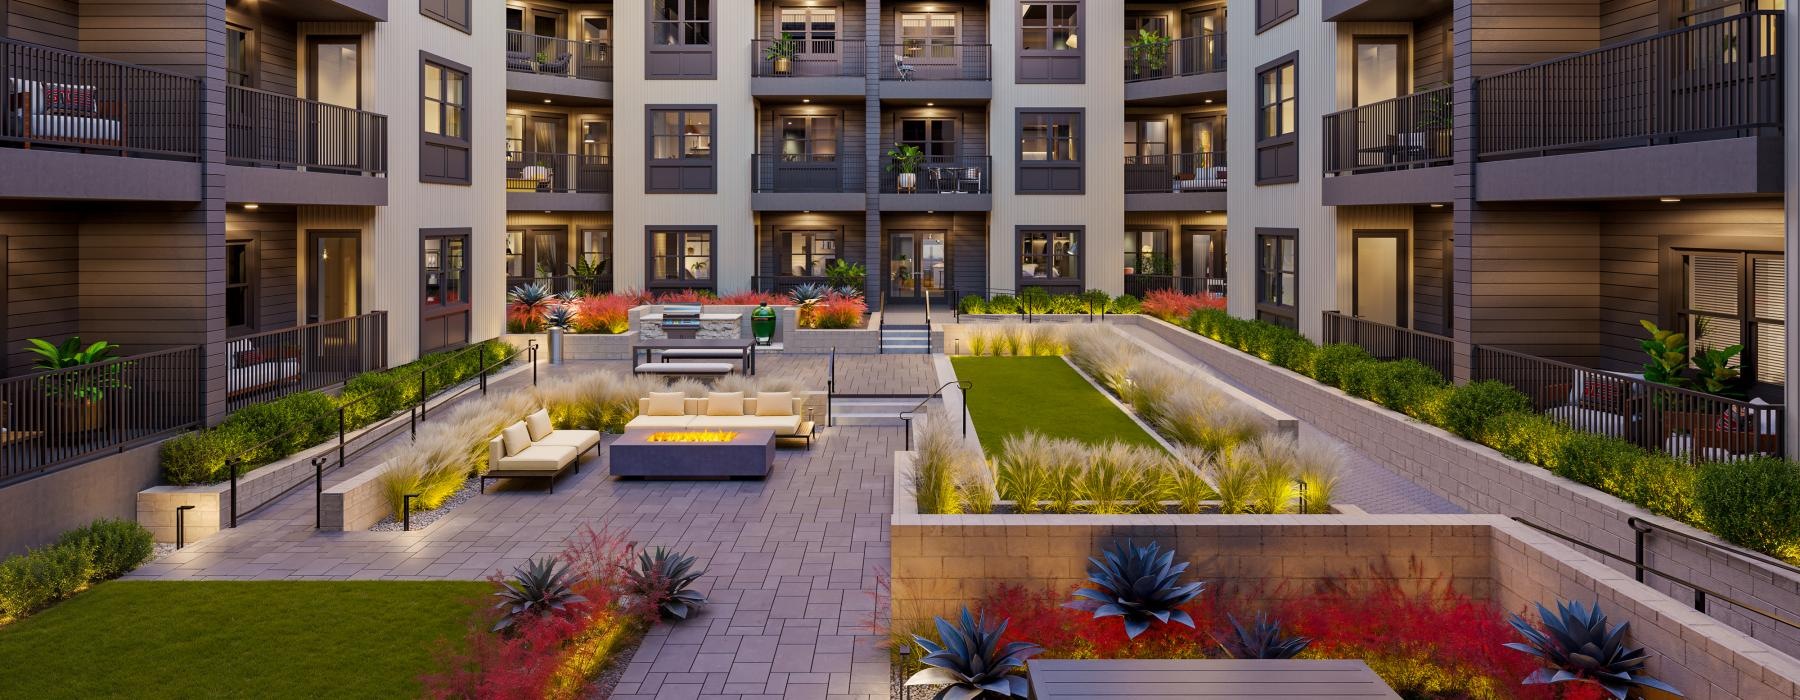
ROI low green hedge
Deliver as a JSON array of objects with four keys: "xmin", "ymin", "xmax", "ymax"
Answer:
[
  {"xmin": 959, "ymin": 291, "xmax": 1137, "ymax": 316},
  {"xmin": 1, "ymin": 519, "xmax": 153, "ymax": 623},
  {"xmin": 1165, "ymin": 308, "xmax": 1800, "ymax": 563},
  {"xmin": 160, "ymin": 340, "xmax": 516, "ymax": 485}
]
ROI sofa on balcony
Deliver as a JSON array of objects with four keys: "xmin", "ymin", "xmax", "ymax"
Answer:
[{"xmin": 7, "ymin": 79, "xmax": 126, "ymax": 148}]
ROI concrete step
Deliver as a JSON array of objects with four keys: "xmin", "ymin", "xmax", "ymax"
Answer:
[{"xmin": 831, "ymin": 398, "xmax": 931, "ymax": 426}]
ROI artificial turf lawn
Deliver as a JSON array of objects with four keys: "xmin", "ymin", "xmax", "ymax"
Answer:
[
  {"xmin": 950, "ymin": 355, "xmax": 1164, "ymax": 455},
  {"xmin": 0, "ymin": 579, "xmax": 489, "ymax": 700}
]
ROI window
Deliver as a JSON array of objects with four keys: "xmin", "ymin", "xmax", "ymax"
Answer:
[
  {"xmin": 421, "ymin": 54, "xmax": 471, "ymax": 184},
  {"xmin": 579, "ymin": 120, "xmax": 613, "ymax": 192},
  {"xmin": 646, "ymin": 106, "xmax": 715, "ymax": 192},
  {"xmin": 579, "ymin": 229, "xmax": 612, "ymax": 279},
  {"xmin": 505, "ymin": 230, "xmax": 526, "ymax": 279},
  {"xmin": 1017, "ymin": 109, "xmax": 1083, "ymax": 193},
  {"xmin": 1679, "ymin": 251, "xmax": 1786, "ymax": 385},
  {"xmin": 899, "ymin": 117, "xmax": 956, "ymax": 162},
  {"xmin": 780, "ymin": 115, "xmax": 839, "ymax": 162},
  {"xmin": 226, "ymin": 241, "xmax": 255, "ymax": 331},
  {"xmin": 649, "ymin": 228, "xmax": 716, "ymax": 289},
  {"xmin": 1256, "ymin": 229, "xmax": 1298, "ymax": 328},
  {"xmin": 1255, "ymin": 53, "xmax": 1298, "ymax": 184},
  {"xmin": 781, "ymin": 7, "xmax": 838, "ymax": 56},
  {"xmin": 421, "ymin": 0, "xmax": 471, "ymax": 33},
  {"xmin": 421, "ymin": 229, "xmax": 471, "ymax": 353},
  {"xmin": 1122, "ymin": 118, "xmax": 1167, "ymax": 164},
  {"xmin": 1123, "ymin": 229, "xmax": 1170, "ymax": 277},
  {"xmin": 1018, "ymin": 228, "xmax": 1082, "ymax": 288},
  {"xmin": 1256, "ymin": 0, "xmax": 1298, "ymax": 33},
  {"xmin": 1019, "ymin": 1, "xmax": 1084, "ymax": 83},
  {"xmin": 227, "ymin": 25, "xmax": 255, "ymax": 87},
  {"xmin": 647, "ymin": 0, "xmax": 714, "ymax": 79},
  {"xmin": 1675, "ymin": 0, "xmax": 1784, "ymax": 27},
  {"xmin": 899, "ymin": 12, "xmax": 958, "ymax": 61},
  {"xmin": 786, "ymin": 231, "xmax": 839, "ymax": 278},
  {"xmin": 1674, "ymin": 1, "xmax": 1783, "ymax": 62},
  {"xmin": 1352, "ymin": 36, "xmax": 1406, "ymax": 107}
]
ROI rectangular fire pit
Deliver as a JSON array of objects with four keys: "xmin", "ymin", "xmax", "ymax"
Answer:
[{"xmin": 610, "ymin": 429, "xmax": 775, "ymax": 478}]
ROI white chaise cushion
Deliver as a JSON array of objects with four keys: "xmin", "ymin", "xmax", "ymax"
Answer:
[
  {"xmin": 501, "ymin": 422, "xmax": 531, "ymax": 456},
  {"xmin": 495, "ymin": 444, "xmax": 578, "ymax": 472},
  {"xmin": 537, "ymin": 429, "xmax": 601, "ymax": 453},
  {"xmin": 625, "ymin": 415, "xmax": 698, "ymax": 430},
  {"xmin": 525, "ymin": 409, "xmax": 554, "ymax": 441}
]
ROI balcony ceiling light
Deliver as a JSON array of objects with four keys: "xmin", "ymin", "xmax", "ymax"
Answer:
[
  {"xmin": 1660, "ymin": 197, "xmax": 1682, "ymax": 203},
  {"xmin": 1431, "ymin": 203, "xmax": 1446, "ymax": 208},
  {"xmin": 243, "ymin": 203, "xmax": 259, "ymax": 210},
  {"xmin": 803, "ymin": 98, "xmax": 811, "ymax": 103},
  {"xmin": 543, "ymin": 99, "xmax": 552, "ymax": 103}
]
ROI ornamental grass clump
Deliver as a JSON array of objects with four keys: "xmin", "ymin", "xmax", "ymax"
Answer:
[
  {"xmin": 911, "ymin": 419, "xmax": 987, "ymax": 514},
  {"xmin": 1063, "ymin": 325, "xmax": 1136, "ymax": 392},
  {"xmin": 996, "ymin": 433, "xmax": 1057, "ymax": 514},
  {"xmin": 377, "ymin": 390, "xmax": 536, "ymax": 518}
]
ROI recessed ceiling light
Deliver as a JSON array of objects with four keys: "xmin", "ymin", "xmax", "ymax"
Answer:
[
  {"xmin": 1204, "ymin": 99, "xmax": 1213, "ymax": 104},
  {"xmin": 1430, "ymin": 203, "xmax": 1446, "ymax": 208},
  {"xmin": 1660, "ymin": 197, "xmax": 1682, "ymax": 203},
  {"xmin": 804, "ymin": 210, "xmax": 812, "ymax": 213},
  {"xmin": 543, "ymin": 210, "xmax": 552, "ymax": 214},
  {"xmin": 927, "ymin": 102, "xmax": 935, "ymax": 106},
  {"xmin": 543, "ymin": 99, "xmax": 552, "ymax": 103},
  {"xmin": 802, "ymin": 98, "xmax": 811, "ymax": 103},
  {"xmin": 243, "ymin": 203, "xmax": 259, "ymax": 210}
]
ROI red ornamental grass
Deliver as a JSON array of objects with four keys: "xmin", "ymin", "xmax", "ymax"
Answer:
[
  {"xmin": 1142, "ymin": 289, "xmax": 1227, "ymax": 323},
  {"xmin": 570, "ymin": 295, "xmax": 632, "ymax": 334},
  {"xmin": 802, "ymin": 293, "xmax": 867, "ymax": 329},
  {"xmin": 654, "ymin": 289, "xmax": 715, "ymax": 304},
  {"xmin": 713, "ymin": 291, "xmax": 791, "ymax": 306}
]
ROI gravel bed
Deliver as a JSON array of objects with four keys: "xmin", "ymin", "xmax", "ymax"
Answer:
[
  {"xmin": 151, "ymin": 543, "xmax": 177, "ymax": 559},
  {"xmin": 370, "ymin": 477, "xmax": 478, "ymax": 532},
  {"xmin": 585, "ymin": 634, "xmax": 645, "ymax": 699}
]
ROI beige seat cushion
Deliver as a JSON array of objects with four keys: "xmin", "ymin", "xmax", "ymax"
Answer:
[
  {"xmin": 689, "ymin": 415, "xmax": 802, "ymax": 435},
  {"xmin": 646, "ymin": 392, "xmax": 687, "ymax": 417},
  {"xmin": 493, "ymin": 444, "xmax": 578, "ymax": 472},
  {"xmin": 755, "ymin": 392, "xmax": 795, "ymax": 417},
  {"xmin": 501, "ymin": 422, "xmax": 532, "ymax": 456},
  {"xmin": 537, "ymin": 429, "xmax": 601, "ymax": 453},
  {"xmin": 706, "ymin": 392, "xmax": 745, "ymax": 417},
  {"xmin": 525, "ymin": 409, "xmax": 554, "ymax": 441},
  {"xmin": 625, "ymin": 415, "xmax": 698, "ymax": 430}
]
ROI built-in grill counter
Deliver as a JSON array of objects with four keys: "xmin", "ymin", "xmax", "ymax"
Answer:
[{"xmin": 637, "ymin": 304, "xmax": 744, "ymax": 340}]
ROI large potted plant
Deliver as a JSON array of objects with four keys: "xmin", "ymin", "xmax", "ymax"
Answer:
[
  {"xmin": 885, "ymin": 143, "xmax": 925, "ymax": 193},
  {"xmin": 763, "ymin": 33, "xmax": 799, "ymax": 75},
  {"xmin": 26, "ymin": 337, "xmax": 125, "ymax": 436},
  {"xmin": 1127, "ymin": 28, "xmax": 1172, "ymax": 77}
]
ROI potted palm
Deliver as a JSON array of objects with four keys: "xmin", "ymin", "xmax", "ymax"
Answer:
[
  {"xmin": 1127, "ymin": 28, "xmax": 1172, "ymax": 77},
  {"xmin": 26, "ymin": 337, "xmax": 125, "ymax": 436},
  {"xmin": 886, "ymin": 143, "xmax": 925, "ymax": 193},
  {"xmin": 764, "ymin": 33, "xmax": 799, "ymax": 75}
]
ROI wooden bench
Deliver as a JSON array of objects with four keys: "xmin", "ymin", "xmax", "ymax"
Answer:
[{"xmin": 633, "ymin": 362, "xmax": 735, "ymax": 378}]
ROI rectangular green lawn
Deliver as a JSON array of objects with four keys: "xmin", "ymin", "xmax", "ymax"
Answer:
[
  {"xmin": 951, "ymin": 355, "xmax": 1164, "ymax": 456},
  {"xmin": 0, "ymin": 579, "xmax": 490, "ymax": 700}
]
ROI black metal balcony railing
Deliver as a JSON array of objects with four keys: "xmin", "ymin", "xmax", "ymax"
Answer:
[
  {"xmin": 880, "ymin": 43, "xmax": 992, "ymax": 81},
  {"xmin": 1124, "ymin": 275, "xmax": 1228, "ymax": 298},
  {"xmin": 1, "ymin": 37, "xmax": 203, "ymax": 160},
  {"xmin": 752, "ymin": 39, "xmax": 867, "ymax": 77},
  {"xmin": 1477, "ymin": 10, "xmax": 1783, "ymax": 160},
  {"xmin": 505, "ymin": 151, "xmax": 613, "ymax": 194},
  {"xmin": 1123, "ymin": 152, "xmax": 1227, "ymax": 194},
  {"xmin": 1322, "ymin": 311, "xmax": 1456, "ymax": 381},
  {"xmin": 1124, "ymin": 33, "xmax": 1227, "ymax": 82},
  {"xmin": 506, "ymin": 31, "xmax": 613, "ymax": 81},
  {"xmin": 752, "ymin": 153, "xmax": 864, "ymax": 193},
  {"xmin": 507, "ymin": 274, "xmax": 613, "ymax": 297},
  {"xmin": 0, "ymin": 345, "xmax": 205, "ymax": 487},
  {"xmin": 1324, "ymin": 86, "xmax": 1453, "ymax": 176},
  {"xmin": 226, "ymin": 311, "xmax": 389, "ymax": 412},
  {"xmin": 880, "ymin": 156, "xmax": 992, "ymax": 194},
  {"xmin": 227, "ymin": 85, "xmax": 387, "ymax": 175}
]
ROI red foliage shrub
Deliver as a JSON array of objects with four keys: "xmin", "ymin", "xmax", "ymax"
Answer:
[
  {"xmin": 506, "ymin": 301, "xmax": 546, "ymax": 333},
  {"xmin": 713, "ymin": 291, "xmax": 790, "ymax": 306},
  {"xmin": 1141, "ymin": 289, "xmax": 1227, "ymax": 323},
  {"xmin": 653, "ymin": 289, "xmax": 717, "ymax": 305},
  {"xmin": 570, "ymin": 295, "xmax": 632, "ymax": 334},
  {"xmin": 799, "ymin": 292, "xmax": 867, "ymax": 329}
]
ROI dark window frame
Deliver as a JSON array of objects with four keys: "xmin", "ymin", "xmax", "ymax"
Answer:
[
  {"xmin": 645, "ymin": 104, "xmax": 718, "ymax": 193},
  {"xmin": 896, "ymin": 114, "xmax": 960, "ymax": 163},
  {"xmin": 1256, "ymin": 0, "xmax": 1298, "ymax": 34},
  {"xmin": 225, "ymin": 237, "xmax": 258, "ymax": 334},
  {"xmin": 1255, "ymin": 52, "xmax": 1299, "ymax": 185},
  {"xmin": 781, "ymin": 229, "xmax": 842, "ymax": 279},
  {"xmin": 1351, "ymin": 35, "xmax": 1409, "ymax": 107},
  {"xmin": 580, "ymin": 228, "xmax": 613, "ymax": 282},
  {"xmin": 227, "ymin": 23, "xmax": 258, "ymax": 88},
  {"xmin": 420, "ymin": 228, "xmax": 472, "ymax": 353},
  {"xmin": 1017, "ymin": 0, "xmax": 1086, "ymax": 84},
  {"xmin": 646, "ymin": 0, "xmax": 717, "ymax": 79},
  {"xmin": 647, "ymin": 227, "xmax": 720, "ymax": 291},
  {"xmin": 1017, "ymin": 226, "xmax": 1084, "ymax": 290},
  {"xmin": 1255, "ymin": 228, "xmax": 1299, "ymax": 328},
  {"xmin": 421, "ymin": 0, "xmax": 472, "ymax": 34},
  {"xmin": 420, "ymin": 52, "xmax": 472, "ymax": 185},
  {"xmin": 1350, "ymin": 229, "xmax": 1409, "ymax": 328},
  {"xmin": 1015, "ymin": 108, "xmax": 1085, "ymax": 195},
  {"xmin": 1668, "ymin": 246, "xmax": 1787, "ymax": 387}
]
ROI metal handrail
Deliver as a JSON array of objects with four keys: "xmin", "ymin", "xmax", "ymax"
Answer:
[
  {"xmin": 1123, "ymin": 32, "xmax": 1227, "ymax": 82},
  {"xmin": 751, "ymin": 153, "xmax": 864, "ymax": 193},
  {"xmin": 752, "ymin": 38, "xmax": 867, "ymax": 77},
  {"xmin": 226, "ymin": 84, "xmax": 388, "ymax": 175},
  {"xmin": 505, "ymin": 31, "xmax": 612, "ymax": 80},
  {"xmin": 880, "ymin": 43, "xmax": 992, "ymax": 80},
  {"xmin": 0, "ymin": 36, "xmax": 204, "ymax": 159},
  {"xmin": 1628, "ymin": 516, "xmax": 1800, "ymax": 579},
  {"xmin": 505, "ymin": 151, "xmax": 611, "ymax": 194},
  {"xmin": 826, "ymin": 347, "xmax": 836, "ymax": 427},
  {"xmin": 1323, "ymin": 86, "xmax": 1453, "ymax": 175},
  {"xmin": 898, "ymin": 380, "xmax": 971, "ymax": 451},
  {"xmin": 1511, "ymin": 517, "xmax": 1800, "ymax": 632}
]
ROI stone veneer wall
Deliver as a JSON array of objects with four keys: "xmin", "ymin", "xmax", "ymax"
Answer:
[
  {"xmin": 780, "ymin": 308, "xmax": 882, "ymax": 354},
  {"xmin": 0, "ymin": 441, "xmax": 163, "ymax": 557},
  {"xmin": 318, "ymin": 459, "xmax": 396, "ymax": 532},
  {"xmin": 1110, "ymin": 314, "xmax": 1800, "ymax": 658},
  {"xmin": 887, "ymin": 514, "xmax": 1800, "ymax": 699}
]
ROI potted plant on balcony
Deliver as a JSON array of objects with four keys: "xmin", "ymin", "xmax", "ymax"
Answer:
[
  {"xmin": 886, "ymin": 143, "xmax": 925, "ymax": 193},
  {"xmin": 764, "ymin": 33, "xmax": 800, "ymax": 76},
  {"xmin": 26, "ymin": 337, "xmax": 125, "ymax": 437},
  {"xmin": 1415, "ymin": 88, "xmax": 1455, "ymax": 159},
  {"xmin": 1127, "ymin": 29, "xmax": 1172, "ymax": 77}
]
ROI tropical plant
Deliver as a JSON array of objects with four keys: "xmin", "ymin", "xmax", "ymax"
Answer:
[
  {"xmin": 628, "ymin": 546, "xmax": 709, "ymax": 620},
  {"xmin": 905, "ymin": 607, "xmax": 1042, "ymax": 700},
  {"xmin": 26, "ymin": 337, "xmax": 119, "ymax": 370},
  {"xmin": 1066, "ymin": 539, "xmax": 1205, "ymax": 638},
  {"xmin": 492, "ymin": 556, "xmax": 589, "ymax": 632},
  {"xmin": 1127, "ymin": 28, "xmax": 1172, "ymax": 76},
  {"xmin": 27, "ymin": 337, "xmax": 127, "ymax": 401},
  {"xmin": 567, "ymin": 257, "xmax": 609, "ymax": 294},
  {"xmin": 1217, "ymin": 612, "xmax": 1311, "ymax": 659},
  {"xmin": 1690, "ymin": 343, "xmax": 1745, "ymax": 397},
  {"xmin": 825, "ymin": 259, "xmax": 867, "ymax": 289},
  {"xmin": 1505, "ymin": 599, "xmax": 1683, "ymax": 699},
  {"xmin": 787, "ymin": 282, "xmax": 833, "ymax": 305},
  {"xmin": 885, "ymin": 142, "xmax": 926, "ymax": 175},
  {"xmin": 762, "ymin": 32, "xmax": 799, "ymax": 62},
  {"xmin": 1638, "ymin": 320, "xmax": 1690, "ymax": 389}
]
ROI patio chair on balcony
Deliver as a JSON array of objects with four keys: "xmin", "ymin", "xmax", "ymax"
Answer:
[
  {"xmin": 539, "ymin": 53, "xmax": 572, "ymax": 76},
  {"xmin": 506, "ymin": 51, "xmax": 535, "ymax": 72},
  {"xmin": 956, "ymin": 166, "xmax": 983, "ymax": 193},
  {"xmin": 893, "ymin": 54, "xmax": 916, "ymax": 80},
  {"xmin": 7, "ymin": 79, "xmax": 126, "ymax": 149}
]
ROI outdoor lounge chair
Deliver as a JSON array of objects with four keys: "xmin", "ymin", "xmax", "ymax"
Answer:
[{"xmin": 481, "ymin": 410, "xmax": 601, "ymax": 493}]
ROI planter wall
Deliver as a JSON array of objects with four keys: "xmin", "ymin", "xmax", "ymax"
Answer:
[
  {"xmin": 563, "ymin": 332, "xmax": 636, "ymax": 361},
  {"xmin": 1110, "ymin": 314, "xmax": 1800, "ymax": 659},
  {"xmin": 0, "ymin": 440, "xmax": 163, "ymax": 558},
  {"xmin": 318, "ymin": 459, "xmax": 396, "ymax": 531},
  {"xmin": 630, "ymin": 305, "xmax": 781, "ymax": 343},
  {"xmin": 780, "ymin": 307, "xmax": 880, "ymax": 354}
]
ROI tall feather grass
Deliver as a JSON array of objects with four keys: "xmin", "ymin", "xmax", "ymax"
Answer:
[{"xmin": 911, "ymin": 419, "xmax": 987, "ymax": 514}]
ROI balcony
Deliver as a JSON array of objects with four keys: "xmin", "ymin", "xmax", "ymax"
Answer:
[
  {"xmin": 225, "ymin": 86, "xmax": 388, "ymax": 206},
  {"xmin": 1123, "ymin": 34, "xmax": 1227, "ymax": 104},
  {"xmin": 1322, "ymin": 87, "xmax": 1454, "ymax": 206},
  {"xmin": 1474, "ymin": 11, "xmax": 1784, "ymax": 201},
  {"xmin": 877, "ymin": 156, "xmax": 991, "ymax": 211},
  {"xmin": 506, "ymin": 152, "xmax": 612, "ymax": 211},
  {"xmin": 506, "ymin": 31, "xmax": 612, "ymax": 103},
  {"xmin": 879, "ymin": 44, "xmax": 991, "ymax": 103},
  {"xmin": 1123, "ymin": 152, "xmax": 1227, "ymax": 211},
  {"xmin": 751, "ymin": 39, "xmax": 867, "ymax": 98},
  {"xmin": 751, "ymin": 154, "xmax": 864, "ymax": 211},
  {"xmin": 0, "ymin": 37, "xmax": 203, "ymax": 201},
  {"xmin": 1323, "ymin": 0, "xmax": 1451, "ymax": 22}
]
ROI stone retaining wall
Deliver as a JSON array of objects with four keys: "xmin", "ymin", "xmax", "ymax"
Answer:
[
  {"xmin": 1110, "ymin": 314, "xmax": 1800, "ymax": 658},
  {"xmin": 319, "ymin": 459, "xmax": 396, "ymax": 531},
  {"xmin": 0, "ymin": 441, "xmax": 163, "ymax": 557},
  {"xmin": 780, "ymin": 308, "xmax": 881, "ymax": 354}
]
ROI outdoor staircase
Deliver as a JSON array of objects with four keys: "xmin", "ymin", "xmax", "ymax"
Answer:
[
  {"xmin": 830, "ymin": 397, "xmax": 931, "ymax": 426},
  {"xmin": 880, "ymin": 324, "xmax": 932, "ymax": 354}
]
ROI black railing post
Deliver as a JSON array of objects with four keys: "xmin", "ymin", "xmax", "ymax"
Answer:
[
  {"xmin": 902, "ymin": 415, "xmax": 912, "ymax": 451},
  {"xmin": 480, "ymin": 360, "xmax": 489, "ymax": 395},
  {"xmin": 403, "ymin": 493, "xmax": 419, "ymax": 532},
  {"xmin": 418, "ymin": 368, "xmax": 428, "ymax": 420},
  {"xmin": 1296, "ymin": 479, "xmax": 1309, "ymax": 514},
  {"xmin": 336, "ymin": 405, "xmax": 347, "ymax": 468},
  {"xmin": 531, "ymin": 340, "xmax": 539, "ymax": 385},
  {"xmin": 313, "ymin": 456, "xmax": 327, "ymax": 530},
  {"xmin": 175, "ymin": 505, "xmax": 194, "ymax": 550},
  {"xmin": 961, "ymin": 384, "xmax": 969, "ymax": 438},
  {"xmin": 228, "ymin": 458, "xmax": 240, "ymax": 528},
  {"xmin": 410, "ymin": 403, "xmax": 418, "ymax": 440},
  {"xmin": 1695, "ymin": 588, "xmax": 1707, "ymax": 614},
  {"xmin": 1633, "ymin": 519, "xmax": 1648, "ymax": 584}
]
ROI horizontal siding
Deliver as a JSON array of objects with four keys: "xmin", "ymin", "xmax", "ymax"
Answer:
[
  {"xmin": 7, "ymin": 0, "xmax": 79, "ymax": 51},
  {"xmin": 0, "ymin": 207, "xmax": 79, "ymax": 376},
  {"xmin": 1468, "ymin": 1, "xmax": 1602, "ymax": 78},
  {"xmin": 1464, "ymin": 205, "xmax": 1604, "ymax": 364},
  {"xmin": 1412, "ymin": 206, "xmax": 1452, "ymax": 336}
]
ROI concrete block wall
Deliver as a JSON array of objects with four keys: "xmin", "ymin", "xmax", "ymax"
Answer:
[
  {"xmin": 319, "ymin": 460, "xmax": 395, "ymax": 531},
  {"xmin": 780, "ymin": 309, "xmax": 882, "ymax": 354},
  {"xmin": 1111, "ymin": 314, "xmax": 1800, "ymax": 658},
  {"xmin": 0, "ymin": 442, "xmax": 165, "ymax": 557}
]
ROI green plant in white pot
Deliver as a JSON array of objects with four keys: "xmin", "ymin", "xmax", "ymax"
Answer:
[{"xmin": 886, "ymin": 143, "xmax": 925, "ymax": 193}]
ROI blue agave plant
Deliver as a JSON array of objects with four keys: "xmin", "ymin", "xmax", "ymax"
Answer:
[
  {"xmin": 541, "ymin": 304, "xmax": 578, "ymax": 330},
  {"xmin": 491, "ymin": 556, "xmax": 587, "ymax": 632},
  {"xmin": 1065, "ymin": 539, "xmax": 1205, "ymax": 638},
  {"xmin": 788, "ymin": 282, "xmax": 832, "ymax": 304},
  {"xmin": 627, "ymin": 546, "xmax": 709, "ymax": 620},
  {"xmin": 906, "ymin": 607, "xmax": 1042, "ymax": 700},
  {"xmin": 1505, "ymin": 599, "xmax": 1683, "ymax": 699},
  {"xmin": 507, "ymin": 281, "xmax": 555, "ymax": 307},
  {"xmin": 1217, "ymin": 612, "xmax": 1310, "ymax": 659}
]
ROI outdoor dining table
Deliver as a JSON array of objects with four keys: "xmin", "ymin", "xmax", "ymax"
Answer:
[
  {"xmin": 1028, "ymin": 659, "xmax": 1402, "ymax": 698},
  {"xmin": 629, "ymin": 337, "xmax": 758, "ymax": 375}
]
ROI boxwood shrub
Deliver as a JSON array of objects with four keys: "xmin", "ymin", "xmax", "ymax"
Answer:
[
  {"xmin": 1, "ymin": 518, "xmax": 153, "ymax": 623},
  {"xmin": 1436, "ymin": 380, "xmax": 1532, "ymax": 440},
  {"xmin": 160, "ymin": 339, "xmax": 517, "ymax": 485},
  {"xmin": 1698, "ymin": 457, "xmax": 1800, "ymax": 556}
]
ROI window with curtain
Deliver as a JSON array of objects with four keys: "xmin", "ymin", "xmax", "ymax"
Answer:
[
  {"xmin": 580, "ymin": 230, "xmax": 612, "ymax": 277},
  {"xmin": 505, "ymin": 230, "xmax": 525, "ymax": 278},
  {"xmin": 1680, "ymin": 251, "xmax": 1786, "ymax": 385},
  {"xmin": 1123, "ymin": 229, "xmax": 1170, "ymax": 276},
  {"xmin": 647, "ymin": 106, "xmax": 715, "ymax": 192},
  {"xmin": 781, "ymin": 7, "xmax": 838, "ymax": 54},
  {"xmin": 1257, "ymin": 229, "xmax": 1298, "ymax": 328},
  {"xmin": 421, "ymin": 55, "xmax": 471, "ymax": 184},
  {"xmin": 899, "ymin": 12, "xmax": 957, "ymax": 60},
  {"xmin": 1123, "ymin": 118, "xmax": 1168, "ymax": 164},
  {"xmin": 649, "ymin": 229, "xmax": 715, "ymax": 288},
  {"xmin": 227, "ymin": 25, "xmax": 255, "ymax": 87},
  {"xmin": 1019, "ymin": 229, "xmax": 1081, "ymax": 285}
]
